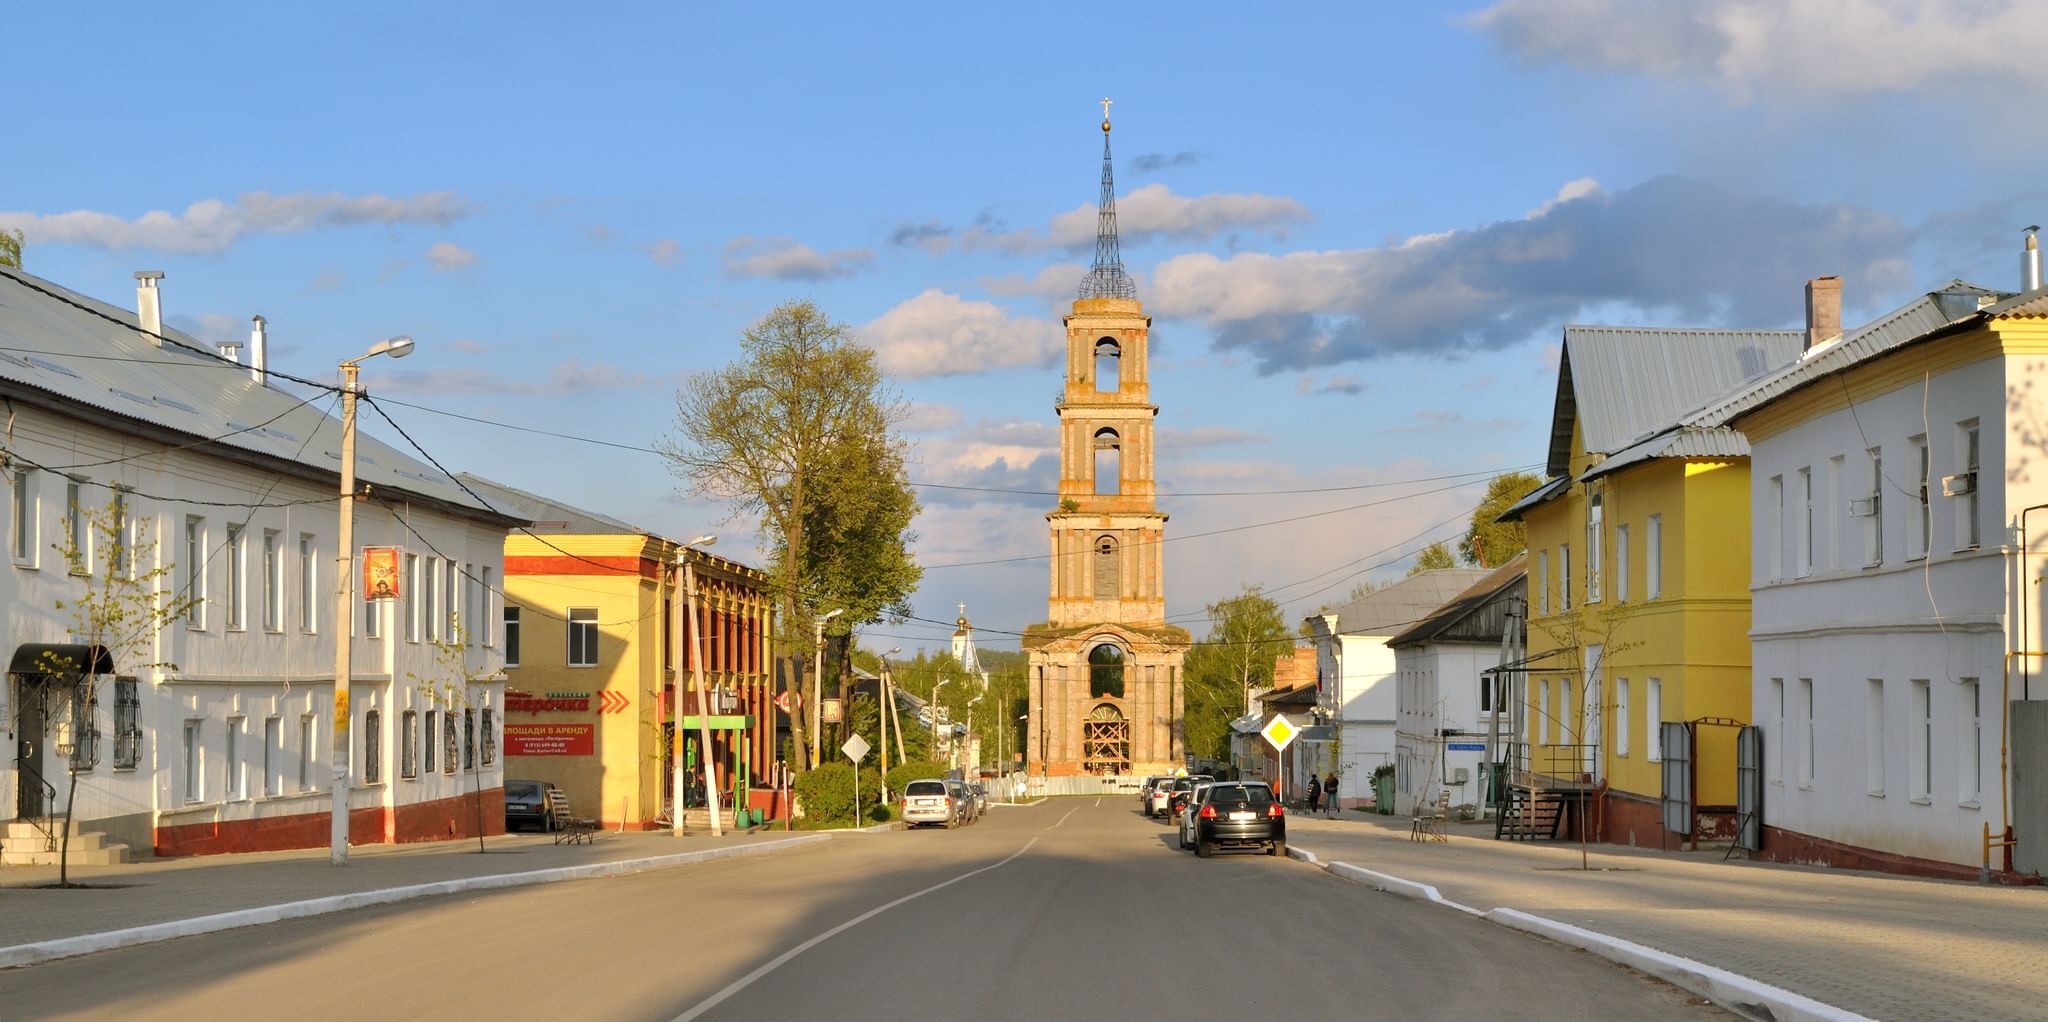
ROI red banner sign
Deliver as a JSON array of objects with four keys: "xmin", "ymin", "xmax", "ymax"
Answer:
[
  {"xmin": 505, "ymin": 691, "xmax": 591, "ymax": 714},
  {"xmin": 362, "ymin": 546, "xmax": 401, "ymax": 602},
  {"xmin": 504, "ymin": 723, "xmax": 594, "ymax": 756}
]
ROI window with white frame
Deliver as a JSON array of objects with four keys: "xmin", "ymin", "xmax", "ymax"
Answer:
[
  {"xmin": 503, "ymin": 606, "xmax": 521, "ymax": 667},
  {"xmin": 1614, "ymin": 677, "xmax": 1630, "ymax": 758},
  {"xmin": 1770, "ymin": 678, "xmax": 1785, "ymax": 783},
  {"xmin": 112, "ymin": 678, "xmax": 140, "ymax": 769},
  {"xmin": 183, "ymin": 516, "xmax": 206, "ymax": 627},
  {"xmin": 402, "ymin": 710, "xmax": 419, "ymax": 779},
  {"xmin": 1646, "ymin": 515, "xmax": 1662, "ymax": 599},
  {"xmin": 1560, "ymin": 543, "xmax": 1572, "ymax": 610},
  {"xmin": 263, "ymin": 530, "xmax": 283, "ymax": 631},
  {"xmin": 443, "ymin": 712, "xmax": 458, "ymax": 774},
  {"xmin": 299, "ymin": 534, "xmax": 317, "ymax": 632},
  {"xmin": 449, "ymin": 560, "xmax": 463, "ymax": 642},
  {"xmin": 1559, "ymin": 678, "xmax": 1573, "ymax": 746},
  {"xmin": 424, "ymin": 709, "xmax": 439, "ymax": 773},
  {"xmin": 481, "ymin": 707, "xmax": 496, "ymax": 766},
  {"xmin": 1798, "ymin": 468, "xmax": 1814, "ymax": 577},
  {"xmin": 482, "ymin": 567, "xmax": 496, "ymax": 646},
  {"xmin": 10, "ymin": 466, "xmax": 34, "ymax": 565},
  {"xmin": 65, "ymin": 478, "xmax": 87, "ymax": 573},
  {"xmin": 1539, "ymin": 679, "xmax": 1552, "ymax": 744},
  {"xmin": 1768, "ymin": 475, "xmax": 1784, "ymax": 581},
  {"xmin": 1646, "ymin": 678, "xmax": 1663, "ymax": 762},
  {"xmin": 1910, "ymin": 679, "xmax": 1932, "ymax": 801},
  {"xmin": 1866, "ymin": 679, "xmax": 1885, "ymax": 796},
  {"xmin": 404, "ymin": 554, "xmax": 420, "ymax": 642},
  {"xmin": 226, "ymin": 717, "xmax": 246, "ymax": 801},
  {"xmin": 1615, "ymin": 524, "xmax": 1630, "ymax": 602},
  {"xmin": 1799, "ymin": 678, "xmax": 1815, "ymax": 787},
  {"xmin": 1536, "ymin": 550, "xmax": 1549, "ymax": 615},
  {"xmin": 264, "ymin": 716, "xmax": 281, "ymax": 797},
  {"xmin": 424, "ymin": 556, "xmax": 440, "ymax": 643},
  {"xmin": 225, "ymin": 524, "xmax": 246, "ymax": 629},
  {"xmin": 300, "ymin": 715, "xmax": 316, "ymax": 791},
  {"xmin": 1586, "ymin": 489, "xmax": 1603, "ymax": 603},
  {"xmin": 1908, "ymin": 436, "xmax": 1929, "ymax": 561},
  {"xmin": 1862, "ymin": 447, "xmax": 1884, "ymax": 566},
  {"xmin": 1827, "ymin": 455, "xmax": 1845, "ymax": 570},
  {"xmin": 1960, "ymin": 678, "xmax": 1981, "ymax": 804},
  {"xmin": 569, "ymin": 608, "xmax": 598, "ymax": 667},
  {"xmin": 364, "ymin": 709, "xmax": 382, "ymax": 785},
  {"xmin": 183, "ymin": 719, "xmax": 203, "ymax": 802},
  {"xmin": 1955, "ymin": 421, "xmax": 1981, "ymax": 550},
  {"xmin": 109, "ymin": 489, "xmax": 129, "ymax": 576}
]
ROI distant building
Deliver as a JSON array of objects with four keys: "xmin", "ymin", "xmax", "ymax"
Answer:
[
  {"xmin": 1, "ymin": 267, "xmax": 517, "ymax": 859},
  {"xmin": 1387, "ymin": 556, "xmax": 1526, "ymax": 815}
]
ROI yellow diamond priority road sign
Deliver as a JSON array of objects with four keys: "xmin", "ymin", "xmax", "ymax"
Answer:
[{"xmin": 1260, "ymin": 715, "xmax": 1299, "ymax": 752}]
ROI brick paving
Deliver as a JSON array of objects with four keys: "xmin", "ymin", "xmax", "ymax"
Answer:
[
  {"xmin": 1284, "ymin": 813, "xmax": 2045, "ymax": 1022},
  {"xmin": 0, "ymin": 827, "xmax": 815, "ymax": 950}
]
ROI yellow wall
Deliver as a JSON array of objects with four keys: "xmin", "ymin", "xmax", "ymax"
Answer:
[
  {"xmin": 1523, "ymin": 429, "xmax": 1754, "ymax": 806},
  {"xmin": 500, "ymin": 533, "xmax": 671, "ymax": 828}
]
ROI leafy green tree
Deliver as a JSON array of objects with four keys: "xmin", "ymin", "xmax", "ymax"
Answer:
[
  {"xmin": 659, "ymin": 300, "xmax": 912, "ymax": 769},
  {"xmin": 0, "ymin": 228, "xmax": 22, "ymax": 269},
  {"xmin": 1409, "ymin": 541, "xmax": 1456, "ymax": 575},
  {"xmin": 1182, "ymin": 586, "xmax": 1294, "ymax": 762},
  {"xmin": 1458, "ymin": 471, "xmax": 1544, "ymax": 567}
]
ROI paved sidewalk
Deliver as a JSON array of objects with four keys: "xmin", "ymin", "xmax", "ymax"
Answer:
[
  {"xmin": 0, "ymin": 826, "xmax": 830, "ymax": 953},
  {"xmin": 1284, "ymin": 812, "xmax": 2045, "ymax": 1022}
]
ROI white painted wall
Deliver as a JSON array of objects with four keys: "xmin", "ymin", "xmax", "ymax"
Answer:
[
  {"xmin": 1394, "ymin": 643, "xmax": 1495, "ymax": 815},
  {"xmin": 1312, "ymin": 629, "xmax": 1396, "ymax": 804},
  {"xmin": 1747, "ymin": 352, "xmax": 2035, "ymax": 866}
]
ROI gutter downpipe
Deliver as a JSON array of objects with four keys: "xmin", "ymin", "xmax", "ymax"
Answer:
[{"xmin": 1989, "ymin": 651, "xmax": 2039, "ymax": 881}]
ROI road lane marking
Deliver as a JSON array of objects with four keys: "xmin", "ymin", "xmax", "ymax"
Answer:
[
  {"xmin": 1093, "ymin": 797, "xmax": 1101, "ymax": 807},
  {"xmin": 1047, "ymin": 807, "xmax": 1079, "ymax": 830},
  {"xmin": 669, "ymin": 838, "xmax": 1041, "ymax": 1022}
]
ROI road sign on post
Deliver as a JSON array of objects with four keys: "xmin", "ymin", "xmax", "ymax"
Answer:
[
  {"xmin": 1260, "ymin": 715, "xmax": 1299, "ymax": 752},
  {"xmin": 843, "ymin": 735, "xmax": 871, "ymax": 825}
]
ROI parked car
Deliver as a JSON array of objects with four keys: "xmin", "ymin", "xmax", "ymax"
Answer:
[
  {"xmin": 504, "ymin": 779, "xmax": 560, "ymax": 832},
  {"xmin": 947, "ymin": 780, "xmax": 979, "ymax": 825},
  {"xmin": 1139, "ymin": 776, "xmax": 1169, "ymax": 814},
  {"xmin": 969, "ymin": 783, "xmax": 988, "ymax": 816},
  {"xmin": 902, "ymin": 779, "xmax": 960, "ymax": 829},
  {"xmin": 1175, "ymin": 782, "xmax": 1215, "ymax": 848},
  {"xmin": 1181, "ymin": 781, "xmax": 1285, "ymax": 858},
  {"xmin": 1162, "ymin": 775, "xmax": 1214, "ymax": 820}
]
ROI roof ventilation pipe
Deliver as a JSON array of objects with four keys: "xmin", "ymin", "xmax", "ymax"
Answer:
[
  {"xmin": 250, "ymin": 314, "xmax": 268, "ymax": 385},
  {"xmin": 2024, "ymin": 226, "xmax": 2042, "ymax": 293},
  {"xmin": 134, "ymin": 270, "xmax": 164, "ymax": 346},
  {"xmin": 217, "ymin": 341, "xmax": 242, "ymax": 365},
  {"xmin": 1804, "ymin": 276, "xmax": 1842, "ymax": 353}
]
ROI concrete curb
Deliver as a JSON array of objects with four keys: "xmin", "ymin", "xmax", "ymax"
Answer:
[
  {"xmin": 1290, "ymin": 847, "xmax": 1873, "ymax": 1022},
  {"xmin": 1487, "ymin": 909, "xmax": 1877, "ymax": 1022},
  {"xmin": 0, "ymin": 834, "xmax": 832, "ymax": 970}
]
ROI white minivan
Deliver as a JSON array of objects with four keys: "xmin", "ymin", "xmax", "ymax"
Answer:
[{"xmin": 902, "ymin": 779, "xmax": 960, "ymax": 829}]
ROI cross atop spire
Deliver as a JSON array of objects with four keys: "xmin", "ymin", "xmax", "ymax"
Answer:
[{"xmin": 1078, "ymin": 100, "xmax": 1137, "ymax": 301}]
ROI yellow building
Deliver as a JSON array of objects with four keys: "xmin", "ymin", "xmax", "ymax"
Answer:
[
  {"xmin": 459, "ymin": 475, "xmax": 778, "ymax": 829},
  {"xmin": 1502, "ymin": 325, "xmax": 1802, "ymax": 845}
]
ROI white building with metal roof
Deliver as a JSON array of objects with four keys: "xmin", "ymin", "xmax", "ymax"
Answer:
[{"xmin": 1, "ymin": 266, "xmax": 520, "ymax": 861}]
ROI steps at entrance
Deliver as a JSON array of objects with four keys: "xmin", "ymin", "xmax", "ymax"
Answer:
[
  {"xmin": 1, "ymin": 819, "xmax": 131, "ymax": 865},
  {"xmin": 1494, "ymin": 791, "xmax": 1566, "ymax": 841}
]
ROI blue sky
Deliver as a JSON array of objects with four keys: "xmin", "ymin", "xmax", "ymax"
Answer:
[{"xmin": 8, "ymin": 2, "xmax": 2046, "ymax": 654}]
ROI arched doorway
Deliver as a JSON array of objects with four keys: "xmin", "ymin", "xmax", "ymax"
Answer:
[
  {"xmin": 1088, "ymin": 642, "xmax": 1124, "ymax": 698},
  {"xmin": 1083, "ymin": 702, "xmax": 1130, "ymax": 775}
]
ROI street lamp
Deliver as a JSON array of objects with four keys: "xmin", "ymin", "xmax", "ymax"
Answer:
[
  {"xmin": 810, "ymin": 608, "xmax": 844, "ymax": 765},
  {"xmin": 932, "ymin": 677, "xmax": 951, "ymax": 768},
  {"xmin": 677, "ymin": 535, "xmax": 720, "ymax": 838},
  {"xmin": 331, "ymin": 335, "xmax": 414, "ymax": 866}
]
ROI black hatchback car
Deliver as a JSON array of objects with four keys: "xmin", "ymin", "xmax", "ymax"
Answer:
[
  {"xmin": 504, "ymin": 779, "xmax": 560, "ymax": 832},
  {"xmin": 1181, "ymin": 781, "xmax": 1285, "ymax": 858}
]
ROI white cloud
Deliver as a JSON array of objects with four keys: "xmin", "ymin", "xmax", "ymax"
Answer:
[
  {"xmin": 901, "ymin": 402, "xmax": 965, "ymax": 434},
  {"xmin": 965, "ymin": 184, "xmax": 1308, "ymax": 253},
  {"xmin": 1295, "ymin": 373, "xmax": 1367, "ymax": 396},
  {"xmin": 862, "ymin": 289, "xmax": 1064, "ymax": 379},
  {"xmin": 722, "ymin": 235, "xmax": 874, "ymax": 280},
  {"xmin": 426, "ymin": 241, "xmax": 477, "ymax": 272},
  {"xmin": 368, "ymin": 358, "xmax": 669, "ymax": 396},
  {"xmin": 646, "ymin": 238, "xmax": 682, "ymax": 265},
  {"xmin": 980, "ymin": 263, "xmax": 1091, "ymax": 303},
  {"xmin": 1525, "ymin": 177, "xmax": 1602, "ymax": 219},
  {"xmin": 0, "ymin": 190, "xmax": 468, "ymax": 253},
  {"xmin": 1466, "ymin": 0, "xmax": 2048, "ymax": 99},
  {"xmin": 1148, "ymin": 175, "xmax": 1915, "ymax": 373}
]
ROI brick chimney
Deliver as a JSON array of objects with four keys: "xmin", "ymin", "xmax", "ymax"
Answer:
[{"xmin": 1805, "ymin": 276, "xmax": 1841, "ymax": 352}]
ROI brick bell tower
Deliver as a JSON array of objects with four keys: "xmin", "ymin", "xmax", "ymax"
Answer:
[{"xmin": 1023, "ymin": 101, "xmax": 1190, "ymax": 780}]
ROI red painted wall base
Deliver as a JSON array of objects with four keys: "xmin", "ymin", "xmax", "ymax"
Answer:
[{"xmin": 154, "ymin": 790, "xmax": 505, "ymax": 857}]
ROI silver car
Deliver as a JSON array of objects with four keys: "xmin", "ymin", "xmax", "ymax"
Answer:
[
  {"xmin": 902, "ymin": 779, "xmax": 960, "ymax": 829},
  {"xmin": 1175, "ymin": 782, "xmax": 1214, "ymax": 848},
  {"xmin": 947, "ymin": 780, "xmax": 979, "ymax": 825}
]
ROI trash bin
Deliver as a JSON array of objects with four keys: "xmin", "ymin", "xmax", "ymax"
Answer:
[{"xmin": 1374, "ymin": 774, "xmax": 1394, "ymax": 815}]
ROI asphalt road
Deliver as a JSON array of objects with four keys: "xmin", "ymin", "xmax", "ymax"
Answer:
[{"xmin": 0, "ymin": 800, "xmax": 1727, "ymax": 1021}]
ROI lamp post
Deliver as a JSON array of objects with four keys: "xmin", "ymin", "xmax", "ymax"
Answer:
[
  {"xmin": 879, "ymin": 647, "xmax": 900, "ymax": 789},
  {"xmin": 677, "ymin": 536, "xmax": 720, "ymax": 837},
  {"xmin": 331, "ymin": 335, "xmax": 414, "ymax": 866},
  {"xmin": 967, "ymin": 694, "xmax": 984, "ymax": 773},
  {"xmin": 932, "ymin": 678, "xmax": 951, "ymax": 769},
  {"xmin": 809, "ymin": 608, "xmax": 844, "ymax": 766}
]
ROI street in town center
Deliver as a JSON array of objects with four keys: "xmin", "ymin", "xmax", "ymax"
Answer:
[{"xmin": 0, "ymin": 802, "xmax": 1723, "ymax": 1022}]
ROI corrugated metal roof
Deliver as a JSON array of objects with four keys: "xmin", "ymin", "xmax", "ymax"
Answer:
[
  {"xmin": 1495, "ymin": 474, "xmax": 1569, "ymax": 524},
  {"xmin": 1387, "ymin": 554, "xmax": 1526, "ymax": 648},
  {"xmin": 0, "ymin": 266, "xmax": 511, "ymax": 523},
  {"xmin": 1579, "ymin": 426, "xmax": 1749, "ymax": 483},
  {"xmin": 1321, "ymin": 569, "xmax": 1491, "ymax": 636},
  {"xmin": 1548, "ymin": 325, "xmax": 1804, "ymax": 475},
  {"xmin": 1983, "ymin": 285, "xmax": 2048, "ymax": 318},
  {"xmin": 1689, "ymin": 281, "xmax": 2001, "ymax": 429},
  {"xmin": 456, "ymin": 473, "xmax": 646, "ymax": 536}
]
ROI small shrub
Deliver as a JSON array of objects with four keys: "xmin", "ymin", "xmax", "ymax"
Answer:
[
  {"xmin": 885, "ymin": 759, "xmax": 950, "ymax": 800},
  {"xmin": 794, "ymin": 763, "xmax": 884, "ymax": 827}
]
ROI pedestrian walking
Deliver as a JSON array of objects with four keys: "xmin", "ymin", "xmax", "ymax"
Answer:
[
  {"xmin": 1324, "ymin": 772, "xmax": 1340, "ymax": 817},
  {"xmin": 1307, "ymin": 772, "xmax": 1322, "ymax": 815}
]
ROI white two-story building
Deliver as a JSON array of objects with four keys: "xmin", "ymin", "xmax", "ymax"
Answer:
[
  {"xmin": 1387, "ymin": 556, "xmax": 1525, "ymax": 816},
  {"xmin": 1695, "ymin": 266, "xmax": 2048, "ymax": 878},
  {"xmin": 2, "ymin": 266, "xmax": 520, "ymax": 860}
]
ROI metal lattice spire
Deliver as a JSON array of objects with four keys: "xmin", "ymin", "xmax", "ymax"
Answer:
[{"xmin": 1078, "ymin": 99, "xmax": 1137, "ymax": 301}]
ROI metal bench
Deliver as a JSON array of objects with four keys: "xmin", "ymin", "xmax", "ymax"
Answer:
[{"xmin": 546, "ymin": 788, "xmax": 599, "ymax": 845}]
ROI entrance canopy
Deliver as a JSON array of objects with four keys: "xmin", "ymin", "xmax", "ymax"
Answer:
[{"xmin": 8, "ymin": 643, "xmax": 113, "ymax": 676}]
